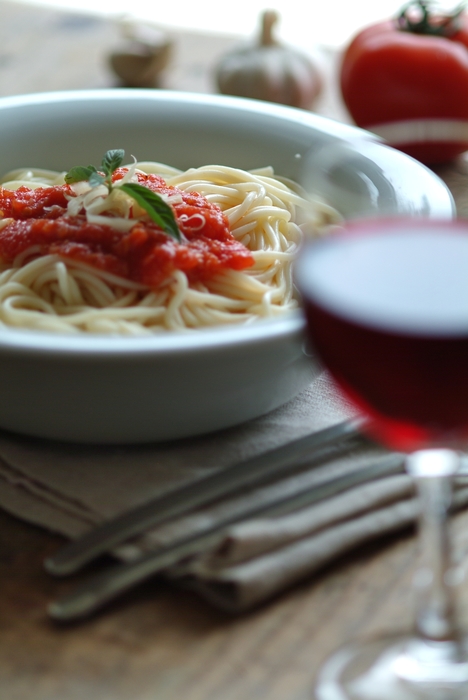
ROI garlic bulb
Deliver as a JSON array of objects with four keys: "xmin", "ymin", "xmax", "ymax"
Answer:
[
  {"xmin": 215, "ymin": 11, "xmax": 322, "ymax": 109},
  {"xmin": 109, "ymin": 21, "xmax": 172, "ymax": 88}
]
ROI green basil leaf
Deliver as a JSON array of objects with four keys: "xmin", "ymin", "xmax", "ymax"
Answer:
[
  {"xmin": 120, "ymin": 182, "xmax": 181, "ymax": 242},
  {"xmin": 101, "ymin": 149, "xmax": 125, "ymax": 177},
  {"xmin": 65, "ymin": 165, "xmax": 97, "ymax": 184},
  {"xmin": 88, "ymin": 171, "xmax": 107, "ymax": 187}
]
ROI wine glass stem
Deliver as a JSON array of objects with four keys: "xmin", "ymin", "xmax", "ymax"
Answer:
[{"xmin": 409, "ymin": 450, "xmax": 460, "ymax": 645}]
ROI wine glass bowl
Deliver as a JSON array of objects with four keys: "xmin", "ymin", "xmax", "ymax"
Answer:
[
  {"xmin": 297, "ymin": 218, "xmax": 468, "ymax": 453},
  {"xmin": 295, "ymin": 217, "xmax": 468, "ymax": 699}
]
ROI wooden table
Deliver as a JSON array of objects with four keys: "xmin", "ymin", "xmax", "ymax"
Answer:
[{"xmin": 2, "ymin": 2, "xmax": 468, "ymax": 699}]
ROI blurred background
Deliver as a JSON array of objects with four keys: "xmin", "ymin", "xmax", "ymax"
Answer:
[
  {"xmin": 2, "ymin": 0, "xmax": 466, "ymax": 137},
  {"xmin": 5, "ymin": 0, "xmax": 463, "ymax": 49}
]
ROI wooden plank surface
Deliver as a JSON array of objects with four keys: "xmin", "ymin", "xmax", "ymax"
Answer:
[
  {"xmin": 4, "ymin": 503, "xmax": 468, "ymax": 700},
  {"xmin": 2, "ymin": 2, "xmax": 468, "ymax": 699}
]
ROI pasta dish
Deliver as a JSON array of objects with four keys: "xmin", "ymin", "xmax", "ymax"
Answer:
[{"xmin": 0, "ymin": 152, "xmax": 339, "ymax": 334}]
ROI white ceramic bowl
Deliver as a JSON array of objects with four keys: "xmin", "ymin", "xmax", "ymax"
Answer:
[{"xmin": 0, "ymin": 90, "xmax": 455, "ymax": 443}]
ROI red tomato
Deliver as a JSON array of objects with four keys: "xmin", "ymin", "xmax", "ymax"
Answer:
[{"xmin": 340, "ymin": 1, "xmax": 468, "ymax": 164}]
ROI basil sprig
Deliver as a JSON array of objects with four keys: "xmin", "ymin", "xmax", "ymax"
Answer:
[
  {"xmin": 65, "ymin": 149, "xmax": 181, "ymax": 242},
  {"xmin": 118, "ymin": 182, "xmax": 181, "ymax": 241}
]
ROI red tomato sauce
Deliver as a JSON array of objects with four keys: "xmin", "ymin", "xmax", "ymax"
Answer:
[{"xmin": 0, "ymin": 170, "xmax": 254, "ymax": 288}]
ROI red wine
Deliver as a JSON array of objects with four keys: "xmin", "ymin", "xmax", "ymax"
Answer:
[{"xmin": 296, "ymin": 219, "xmax": 468, "ymax": 451}]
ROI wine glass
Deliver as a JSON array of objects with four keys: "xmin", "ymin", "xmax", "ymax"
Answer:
[{"xmin": 295, "ymin": 217, "xmax": 468, "ymax": 699}]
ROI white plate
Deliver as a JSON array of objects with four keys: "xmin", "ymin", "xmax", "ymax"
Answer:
[{"xmin": 0, "ymin": 90, "xmax": 455, "ymax": 443}]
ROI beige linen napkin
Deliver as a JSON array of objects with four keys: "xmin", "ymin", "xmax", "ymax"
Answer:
[{"xmin": 0, "ymin": 371, "xmax": 466, "ymax": 613}]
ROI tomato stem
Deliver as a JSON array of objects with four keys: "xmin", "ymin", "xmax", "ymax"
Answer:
[{"xmin": 397, "ymin": 0, "xmax": 466, "ymax": 37}]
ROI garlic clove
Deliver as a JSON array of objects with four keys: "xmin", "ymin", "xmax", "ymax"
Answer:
[
  {"xmin": 109, "ymin": 21, "xmax": 172, "ymax": 88},
  {"xmin": 215, "ymin": 10, "xmax": 322, "ymax": 110}
]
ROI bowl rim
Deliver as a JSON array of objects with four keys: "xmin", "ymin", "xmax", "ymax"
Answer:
[
  {"xmin": 0, "ymin": 87, "xmax": 376, "ymax": 142},
  {"xmin": 0, "ymin": 312, "xmax": 306, "ymax": 356}
]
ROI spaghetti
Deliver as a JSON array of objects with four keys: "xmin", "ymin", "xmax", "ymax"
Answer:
[{"xmin": 0, "ymin": 160, "xmax": 340, "ymax": 334}]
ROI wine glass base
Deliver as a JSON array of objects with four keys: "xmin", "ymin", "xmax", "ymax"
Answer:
[{"xmin": 315, "ymin": 634, "xmax": 468, "ymax": 700}]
